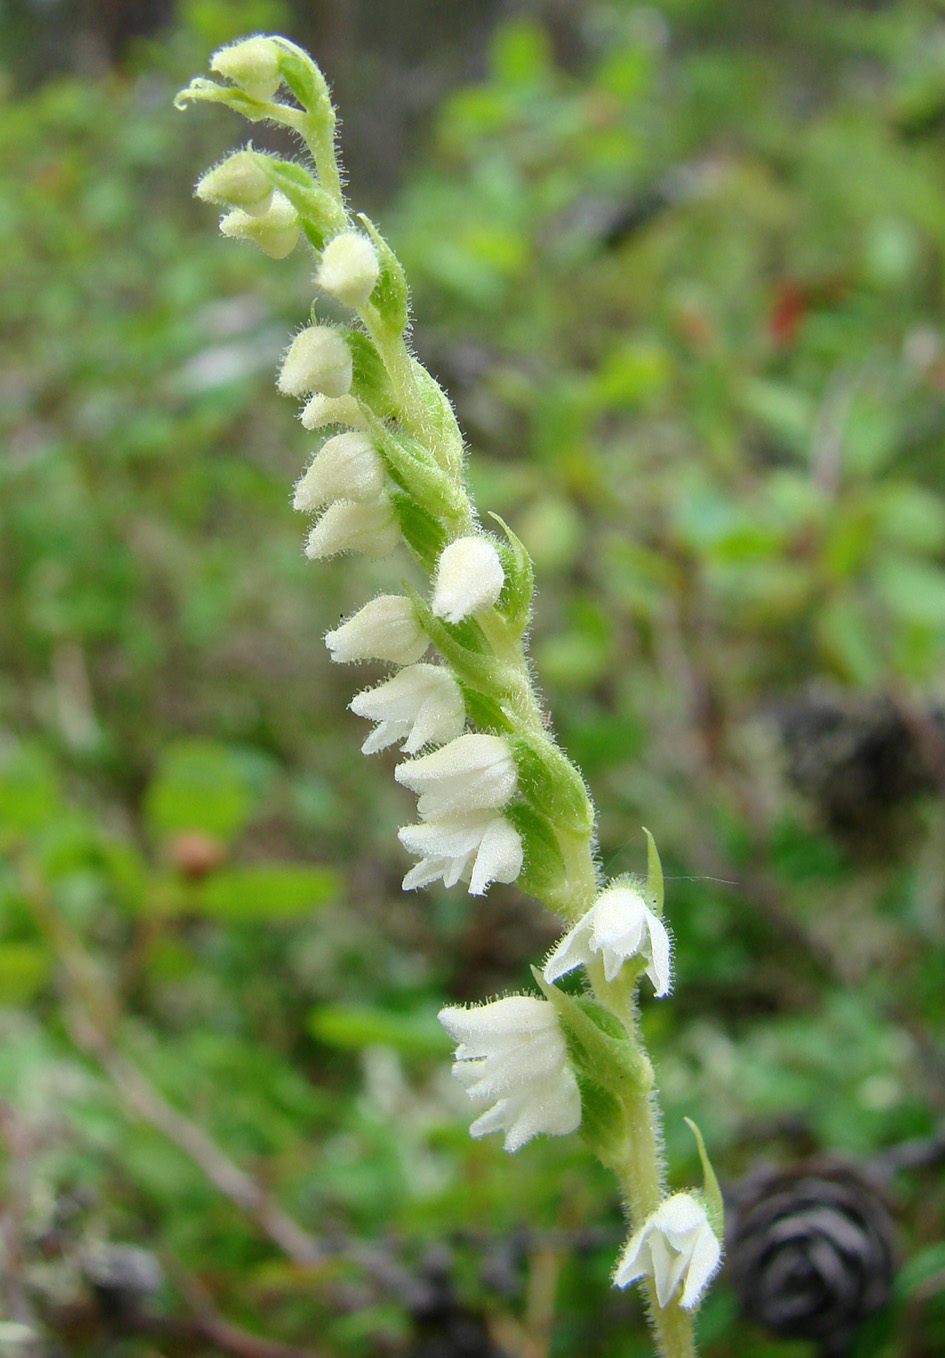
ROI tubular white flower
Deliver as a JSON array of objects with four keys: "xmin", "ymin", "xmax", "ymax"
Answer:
[
  {"xmin": 399, "ymin": 812, "xmax": 522, "ymax": 895},
  {"xmin": 350, "ymin": 664, "xmax": 465, "ymax": 755},
  {"xmin": 438, "ymin": 996, "xmax": 581, "ymax": 1152},
  {"xmin": 325, "ymin": 596, "xmax": 428, "ymax": 665},
  {"xmin": 395, "ymin": 733, "xmax": 517, "ymax": 819},
  {"xmin": 278, "ymin": 325, "xmax": 352, "ymax": 398},
  {"xmin": 300, "ymin": 393, "xmax": 367, "ymax": 431},
  {"xmin": 294, "ymin": 433, "xmax": 385, "ymax": 511},
  {"xmin": 544, "ymin": 884, "xmax": 672, "ymax": 996},
  {"xmin": 432, "ymin": 537, "xmax": 505, "ymax": 624},
  {"xmin": 614, "ymin": 1194, "xmax": 721, "ymax": 1310},
  {"xmin": 220, "ymin": 191, "xmax": 299, "ymax": 259},
  {"xmin": 304, "ymin": 496, "xmax": 399, "ymax": 560},
  {"xmin": 211, "ymin": 37, "xmax": 283, "ymax": 101},
  {"xmin": 316, "ymin": 231, "xmax": 380, "ymax": 307},
  {"xmin": 196, "ymin": 150, "xmax": 273, "ymax": 215}
]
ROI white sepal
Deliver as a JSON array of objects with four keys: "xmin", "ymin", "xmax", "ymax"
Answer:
[
  {"xmin": 300, "ymin": 394, "xmax": 367, "ymax": 431},
  {"xmin": 395, "ymin": 733, "xmax": 516, "ymax": 819},
  {"xmin": 350, "ymin": 664, "xmax": 465, "ymax": 755},
  {"xmin": 278, "ymin": 326, "xmax": 352, "ymax": 399},
  {"xmin": 220, "ymin": 191, "xmax": 299, "ymax": 259},
  {"xmin": 294, "ymin": 433, "xmax": 385, "ymax": 511},
  {"xmin": 211, "ymin": 37, "xmax": 282, "ymax": 101},
  {"xmin": 432, "ymin": 537, "xmax": 505, "ymax": 624},
  {"xmin": 196, "ymin": 150, "xmax": 272, "ymax": 215},
  {"xmin": 325, "ymin": 596, "xmax": 428, "ymax": 665},
  {"xmin": 317, "ymin": 232, "xmax": 380, "ymax": 307},
  {"xmin": 304, "ymin": 497, "xmax": 399, "ymax": 560},
  {"xmin": 438, "ymin": 996, "xmax": 581, "ymax": 1152},
  {"xmin": 399, "ymin": 812, "xmax": 522, "ymax": 895},
  {"xmin": 543, "ymin": 884, "xmax": 672, "ymax": 996},
  {"xmin": 613, "ymin": 1194, "xmax": 721, "ymax": 1310}
]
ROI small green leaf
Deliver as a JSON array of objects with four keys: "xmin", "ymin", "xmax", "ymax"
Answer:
[
  {"xmin": 643, "ymin": 828, "xmax": 664, "ymax": 916},
  {"xmin": 194, "ymin": 863, "xmax": 338, "ymax": 921},
  {"xmin": 684, "ymin": 1117, "xmax": 725, "ymax": 1237},
  {"xmin": 308, "ymin": 1004, "xmax": 450, "ymax": 1057},
  {"xmin": 144, "ymin": 741, "xmax": 258, "ymax": 843}
]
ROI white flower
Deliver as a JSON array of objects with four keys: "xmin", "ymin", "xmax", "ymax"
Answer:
[
  {"xmin": 325, "ymin": 596, "xmax": 428, "ymax": 665},
  {"xmin": 196, "ymin": 150, "xmax": 272, "ymax": 215},
  {"xmin": 438, "ymin": 996, "xmax": 581, "ymax": 1152},
  {"xmin": 543, "ymin": 884, "xmax": 672, "ymax": 996},
  {"xmin": 304, "ymin": 497, "xmax": 399, "ymax": 560},
  {"xmin": 277, "ymin": 326, "xmax": 352, "ymax": 398},
  {"xmin": 613, "ymin": 1194, "xmax": 721, "ymax": 1310},
  {"xmin": 317, "ymin": 232, "xmax": 380, "ymax": 307},
  {"xmin": 211, "ymin": 37, "xmax": 282, "ymax": 101},
  {"xmin": 350, "ymin": 664, "xmax": 465, "ymax": 755},
  {"xmin": 399, "ymin": 812, "xmax": 523, "ymax": 895},
  {"xmin": 220, "ymin": 191, "xmax": 299, "ymax": 260},
  {"xmin": 300, "ymin": 393, "xmax": 367, "ymax": 431},
  {"xmin": 294, "ymin": 433, "xmax": 385, "ymax": 511},
  {"xmin": 395, "ymin": 733, "xmax": 517, "ymax": 819},
  {"xmin": 432, "ymin": 537, "xmax": 505, "ymax": 624}
]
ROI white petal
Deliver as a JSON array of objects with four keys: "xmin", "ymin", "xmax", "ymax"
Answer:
[
  {"xmin": 325, "ymin": 596, "xmax": 427, "ymax": 665},
  {"xmin": 439, "ymin": 997, "xmax": 554, "ymax": 1049},
  {"xmin": 395, "ymin": 734, "xmax": 516, "ymax": 818},
  {"xmin": 468, "ymin": 818, "xmax": 523, "ymax": 895},
  {"xmin": 542, "ymin": 916, "xmax": 595, "ymax": 983},
  {"xmin": 644, "ymin": 911, "xmax": 673, "ymax": 998},
  {"xmin": 402, "ymin": 857, "xmax": 451, "ymax": 891},
  {"xmin": 679, "ymin": 1225, "xmax": 722, "ymax": 1310},
  {"xmin": 432, "ymin": 537, "xmax": 505, "ymax": 624},
  {"xmin": 220, "ymin": 192, "xmax": 299, "ymax": 260},
  {"xmin": 304, "ymin": 497, "xmax": 399, "ymax": 560},
  {"xmin": 398, "ymin": 813, "xmax": 490, "ymax": 862},
  {"xmin": 277, "ymin": 326, "xmax": 352, "ymax": 398},
  {"xmin": 294, "ymin": 433, "xmax": 385, "ymax": 510},
  {"xmin": 300, "ymin": 394, "xmax": 367, "ymax": 431},
  {"xmin": 613, "ymin": 1226, "xmax": 650, "ymax": 1290}
]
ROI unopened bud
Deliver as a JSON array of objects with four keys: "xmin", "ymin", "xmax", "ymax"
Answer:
[
  {"xmin": 197, "ymin": 150, "xmax": 273, "ymax": 216},
  {"xmin": 300, "ymin": 393, "xmax": 367, "ymax": 431},
  {"xmin": 325, "ymin": 596, "xmax": 428, "ymax": 665},
  {"xmin": 316, "ymin": 232, "xmax": 380, "ymax": 307},
  {"xmin": 294, "ymin": 433, "xmax": 384, "ymax": 511},
  {"xmin": 278, "ymin": 326, "xmax": 352, "ymax": 398},
  {"xmin": 305, "ymin": 496, "xmax": 399, "ymax": 560},
  {"xmin": 220, "ymin": 191, "xmax": 299, "ymax": 259},
  {"xmin": 211, "ymin": 37, "xmax": 283, "ymax": 102},
  {"xmin": 432, "ymin": 537, "xmax": 505, "ymax": 624}
]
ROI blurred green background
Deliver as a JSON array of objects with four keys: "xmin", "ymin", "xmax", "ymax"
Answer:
[{"xmin": 2, "ymin": 0, "xmax": 945, "ymax": 1353}]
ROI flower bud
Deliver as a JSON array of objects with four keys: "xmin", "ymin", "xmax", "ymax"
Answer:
[
  {"xmin": 300, "ymin": 394, "xmax": 367, "ymax": 431},
  {"xmin": 304, "ymin": 496, "xmax": 399, "ymax": 560},
  {"xmin": 211, "ymin": 37, "xmax": 283, "ymax": 102},
  {"xmin": 316, "ymin": 232, "xmax": 380, "ymax": 307},
  {"xmin": 432, "ymin": 537, "xmax": 505, "ymax": 624},
  {"xmin": 278, "ymin": 326, "xmax": 352, "ymax": 399},
  {"xmin": 220, "ymin": 191, "xmax": 299, "ymax": 259},
  {"xmin": 294, "ymin": 433, "xmax": 385, "ymax": 511},
  {"xmin": 196, "ymin": 150, "xmax": 273, "ymax": 216},
  {"xmin": 325, "ymin": 596, "xmax": 428, "ymax": 665}
]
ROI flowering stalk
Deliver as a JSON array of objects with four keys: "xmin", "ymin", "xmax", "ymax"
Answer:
[{"xmin": 177, "ymin": 37, "xmax": 722, "ymax": 1356}]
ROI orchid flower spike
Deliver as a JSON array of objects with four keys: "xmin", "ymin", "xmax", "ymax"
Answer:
[
  {"xmin": 438, "ymin": 996, "xmax": 581, "ymax": 1152},
  {"xmin": 614, "ymin": 1193, "xmax": 722, "ymax": 1310},
  {"xmin": 543, "ymin": 882, "xmax": 672, "ymax": 995}
]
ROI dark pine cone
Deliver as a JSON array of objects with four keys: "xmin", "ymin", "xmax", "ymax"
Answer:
[{"xmin": 726, "ymin": 1161, "xmax": 897, "ymax": 1355}]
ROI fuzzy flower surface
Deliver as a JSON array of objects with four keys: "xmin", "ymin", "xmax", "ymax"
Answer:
[
  {"xmin": 316, "ymin": 231, "xmax": 380, "ymax": 306},
  {"xmin": 350, "ymin": 664, "xmax": 465, "ymax": 755},
  {"xmin": 394, "ymin": 733, "xmax": 516, "ymax": 819},
  {"xmin": 614, "ymin": 1193, "xmax": 722, "ymax": 1310},
  {"xmin": 543, "ymin": 883, "xmax": 672, "ymax": 995},
  {"xmin": 325, "ymin": 596, "xmax": 427, "ymax": 665},
  {"xmin": 399, "ymin": 812, "xmax": 522, "ymax": 895},
  {"xmin": 432, "ymin": 536, "xmax": 505, "ymax": 624},
  {"xmin": 438, "ymin": 996, "xmax": 581, "ymax": 1152}
]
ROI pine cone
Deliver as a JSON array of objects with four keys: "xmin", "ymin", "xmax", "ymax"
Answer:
[{"xmin": 727, "ymin": 1161, "xmax": 897, "ymax": 1354}]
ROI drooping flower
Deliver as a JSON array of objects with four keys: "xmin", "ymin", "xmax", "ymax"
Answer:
[
  {"xmin": 294, "ymin": 432, "xmax": 385, "ymax": 511},
  {"xmin": 432, "ymin": 537, "xmax": 505, "ymax": 624},
  {"xmin": 350, "ymin": 664, "xmax": 465, "ymax": 755},
  {"xmin": 399, "ymin": 812, "xmax": 522, "ymax": 895},
  {"xmin": 543, "ymin": 883, "xmax": 672, "ymax": 996},
  {"xmin": 438, "ymin": 996, "xmax": 581, "ymax": 1152},
  {"xmin": 325, "ymin": 596, "xmax": 428, "ymax": 665},
  {"xmin": 220, "ymin": 191, "xmax": 299, "ymax": 260},
  {"xmin": 394, "ymin": 733, "xmax": 517, "ymax": 819},
  {"xmin": 304, "ymin": 496, "xmax": 399, "ymax": 560},
  {"xmin": 614, "ymin": 1193, "xmax": 721, "ymax": 1310},
  {"xmin": 277, "ymin": 325, "xmax": 352, "ymax": 398},
  {"xmin": 316, "ymin": 231, "xmax": 380, "ymax": 307}
]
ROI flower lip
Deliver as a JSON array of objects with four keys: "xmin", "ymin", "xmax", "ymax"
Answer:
[
  {"xmin": 614, "ymin": 1193, "xmax": 721, "ymax": 1310},
  {"xmin": 394, "ymin": 733, "xmax": 517, "ymax": 819},
  {"xmin": 543, "ymin": 883, "xmax": 672, "ymax": 995},
  {"xmin": 399, "ymin": 811, "xmax": 522, "ymax": 895}
]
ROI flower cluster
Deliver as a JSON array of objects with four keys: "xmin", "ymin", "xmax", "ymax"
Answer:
[{"xmin": 180, "ymin": 37, "xmax": 723, "ymax": 1348}]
